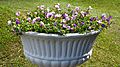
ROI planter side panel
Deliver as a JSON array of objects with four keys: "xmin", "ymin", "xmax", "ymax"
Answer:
[{"xmin": 21, "ymin": 33, "xmax": 99, "ymax": 67}]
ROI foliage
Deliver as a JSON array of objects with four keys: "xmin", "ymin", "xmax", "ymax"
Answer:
[{"xmin": 8, "ymin": 3, "xmax": 112, "ymax": 35}]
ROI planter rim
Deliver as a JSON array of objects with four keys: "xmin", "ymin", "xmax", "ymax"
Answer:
[{"xmin": 22, "ymin": 30, "xmax": 101, "ymax": 38}]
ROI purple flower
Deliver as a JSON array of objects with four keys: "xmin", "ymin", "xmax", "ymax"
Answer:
[
  {"xmin": 90, "ymin": 17, "xmax": 94, "ymax": 21},
  {"xmin": 54, "ymin": 22, "xmax": 57, "ymax": 26},
  {"xmin": 62, "ymin": 13, "xmax": 68, "ymax": 19},
  {"xmin": 38, "ymin": 5, "xmax": 44, "ymax": 10},
  {"xmin": 32, "ymin": 18, "xmax": 36, "ymax": 24},
  {"xmin": 74, "ymin": 12, "xmax": 78, "ymax": 15},
  {"xmin": 71, "ymin": 15, "xmax": 76, "ymax": 20},
  {"xmin": 70, "ymin": 28, "xmax": 74, "ymax": 31},
  {"xmin": 106, "ymin": 16, "xmax": 112, "ymax": 24},
  {"xmin": 16, "ymin": 18, "xmax": 20, "ymax": 24},
  {"xmin": 81, "ymin": 22, "xmax": 84, "ymax": 25},
  {"xmin": 40, "ymin": 21, "xmax": 44, "ymax": 27},
  {"xmin": 16, "ymin": 11, "xmax": 20, "ymax": 16},
  {"xmin": 101, "ymin": 24, "xmax": 105, "ymax": 27},
  {"xmin": 67, "ymin": 26, "xmax": 71, "ymax": 30},
  {"xmin": 90, "ymin": 17, "xmax": 96, "ymax": 21},
  {"xmin": 27, "ymin": 17, "xmax": 31, "ymax": 21},
  {"xmin": 75, "ymin": 7, "xmax": 80, "ymax": 11},
  {"xmin": 96, "ymin": 16, "xmax": 98, "ymax": 20},
  {"xmin": 73, "ymin": 24, "xmax": 77, "ymax": 27},
  {"xmin": 36, "ymin": 17, "xmax": 40, "ymax": 21},
  {"xmin": 101, "ymin": 16, "xmax": 106, "ymax": 20},
  {"xmin": 101, "ymin": 13, "xmax": 106, "ymax": 20},
  {"xmin": 46, "ymin": 12, "xmax": 53, "ymax": 18}
]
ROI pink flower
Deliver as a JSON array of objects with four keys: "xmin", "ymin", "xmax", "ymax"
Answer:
[{"xmin": 16, "ymin": 11, "xmax": 20, "ymax": 16}]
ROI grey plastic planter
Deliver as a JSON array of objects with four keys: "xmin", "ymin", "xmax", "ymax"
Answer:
[{"xmin": 21, "ymin": 30, "xmax": 100, "ymax": 67}]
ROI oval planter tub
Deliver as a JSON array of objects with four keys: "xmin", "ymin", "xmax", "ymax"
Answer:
[{"xmin": 21, "ymin": 30, "xmax": 100, "ymax": 67}]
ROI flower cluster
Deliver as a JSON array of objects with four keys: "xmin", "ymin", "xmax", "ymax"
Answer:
[{"xmin": 8, "ymin": 3, "xmax": 112, "ymax": 35}]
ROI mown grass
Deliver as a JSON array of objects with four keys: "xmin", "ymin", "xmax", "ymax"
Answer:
[{"xmin": 0, "ymin": 0, "xmax": 120, "ymax": 67}]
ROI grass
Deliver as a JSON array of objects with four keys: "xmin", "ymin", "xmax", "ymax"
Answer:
[{"xmin": 0, "ymin": 0, "xmax": 120, "ymax": 67}]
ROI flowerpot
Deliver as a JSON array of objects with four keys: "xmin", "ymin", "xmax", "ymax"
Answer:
[{"xmin": 21, "ymin": 30, "xmax": 100, "ymax": 67}]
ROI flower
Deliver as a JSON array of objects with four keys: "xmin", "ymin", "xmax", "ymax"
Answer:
[
  {"xmin": 54, "ymin": 22, "xmax": 57, "ymax": 26},
  {"xmin": 81, "ymin": 11, "xmax": 85, "ymax": 17},
  {"xmin": 62, "ymin": 13, "xmax": 68, "ymax": 19},
  {"xmin": 36, "ymin": 17, "xmax": 40, "ymax": 21},
  {"xmin": 55, "ymin": 4, "xmax": 60, "ymax": 9},
  {"xmin": 27, "ymin": 17, "xmax": 31, "ymax": 21},
  {"xmin": 55, "ymin": 14, "xmax": 61, "ymax": 18},
  {"xmin": 67, "ymin": 26, "xmax": 71, "ymax": 30},
  {"xmin": 16, "ymin": 11, "xmax": 20, "ymax": 16},
  {"xmin": 101, "ymin": 24, "xmax": 105, "ymax": 28},
  {"xmin": 38, "ymin": 5, "xmax": 45, "ymax": 10},
  {"xmin": 81, "ymin": 22, "xmax": 84, "ymax": 25},
  {"xmin": 101, "ymin": 13, "xmax": 106, "ymax": 20},
  {"xmin": 40, "ymin": 21, "xmax": 45, "ymax": 27},
  {"xmin": 8, "ymin": 20, "xmax": 12, "ymax": 25},
  {"xmin": 106, "ymin": 16, "xmax": 112, "ymax": 24},
  {"xmin": 87, "ymin": 6, "xmax": 93, "ymax": 10},
  {"xmin": 62, "ymin": 19, "xmax": 66, "ymax": 23},
  {"xmin": 73, "ymin": 24, "xmax": 77, "ymax": 27},
  {"xmin": 62, "ymin": 24, "xmax": 67, "ymax": 28},
  {"xmin": 67, "ymin": 4, "xmax": 71, "ymax": 8},
  {"xmin": 16, "ymin": 18, "xmax": 20, "ymax": 24},
  {"xmin": 65, "ymin": 17, "xmax": 70, "ymax": 21},
  {"xmin": 34, "ymin": 12, "xmax": 37, "ymax": 15},
  {"xmin": 32, "ymin": 18, "xmax": 36, "ymax": 24},
  {"xmin": 46, "ymin": 12, "xmax": 53, "ymax": 18},
  {"xmin": 71, "ymin": 15, "xmax": 76, "ymax": 20},
  {"xmin": 8, "ymin": 3, "xmax": 112, "ymax": 35},
  {"xmin": 97, "ymin": 20, "xmax": 102, "ymax": 24},
  {"xmin": 75, "ymin": 7, "xmax": 80, "ymax": 11}
]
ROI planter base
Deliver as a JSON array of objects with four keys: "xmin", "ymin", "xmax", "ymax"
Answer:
[
  {"xmin": 24, "ymin": 49, "xmax": 92, "ymax": 67},
  {"xmin": 21, "ymin": 31, "xmax": 100, "ymax": 67}
]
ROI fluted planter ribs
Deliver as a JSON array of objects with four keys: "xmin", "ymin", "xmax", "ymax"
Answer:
[{"xmin": 21, "ymin": 31, "xmax": 100, "ymax": 67}]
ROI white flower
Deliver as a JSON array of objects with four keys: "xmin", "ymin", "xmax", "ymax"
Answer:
[
  {"xmin": 55, "ymin": 14, "xmax": 61, "ymax": 17},
  {"xmin": 27, "ymin": 12, "xmax": 31, "ymax": 15},
  {"xmin": 67, "ymin": 4, "xmax": 71, "ymax": 8},
  {"xmin": 34, "ymin": 12, "xmax": 37, "ymax": 15},
  {"xmin": 58, "ymin": 8, "xmax": 61, "ymax": 11},
  {"xmin": 51, "ymin": 11, "xmax": 55, "ymax": 14},
  {"xmin": 97, "ymin": 20, "xmax": 102, "ymax": 24},
  {"xmin": 47, "ymin": 7, "xmax": 50, "ymax": 12},
  {"xmin": 65, "ymin": 17, "xmax": 70, "ymax": 21},
  {"xmin": 57, "ymin": 3, "xmax": 60, "ymax": 6},
  {"xmin": 88, "ymin": 6, "xmax": 93, "ymax": 10},
  {"xmin": 81, "ymin": 11, "xmax": 85, "ymax": 17},
  {"xmin": 62, "ymin": 19, "xmax": 66, "ymax": 23},
  {"xmin": 39, "ymin": 5, "xmax": 45, "ymax": 10},
  {"xmin": 55, "ymin": 5, "xmax": 60, "ymax": 9},
  {"xmin": 8, "ymin": 20, "xmax": 12, "ymax": 25}
]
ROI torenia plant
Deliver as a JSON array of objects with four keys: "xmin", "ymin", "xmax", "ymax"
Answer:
[{"xmin": 8, "ymin": 3, "xmax": 112, "ymax": 35}]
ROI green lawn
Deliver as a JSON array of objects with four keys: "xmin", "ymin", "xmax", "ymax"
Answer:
[{"xmin": 0, "ymin": 0, "xmax": 120, "ymax": 67}]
